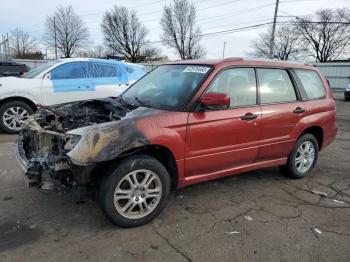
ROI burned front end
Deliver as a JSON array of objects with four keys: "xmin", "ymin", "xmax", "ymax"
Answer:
[{"xmin": 16, "ymin": 98, "xmax": 139, "ymax": 190}]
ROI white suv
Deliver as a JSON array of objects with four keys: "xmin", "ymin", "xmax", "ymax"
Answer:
[{"xmin": 0, "ymin": 58, "xmax": 145, "ymax": 133}]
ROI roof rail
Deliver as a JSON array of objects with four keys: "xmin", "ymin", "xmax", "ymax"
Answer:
[{"xmin": 223, "ymin": 57, "xmax": 243, "ymax": 62}]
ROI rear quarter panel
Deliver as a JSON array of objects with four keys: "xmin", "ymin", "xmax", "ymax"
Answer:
[{"xmin": 299, "ymin": 68, "xmax": 337, "ymax": 150}]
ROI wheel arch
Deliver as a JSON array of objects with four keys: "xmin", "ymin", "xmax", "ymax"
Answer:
[
  {"xmin": 0, "ymin": 96, "xmax": 37, "ymax": 111},
  {"xmin": 299, "ymin": 125, "xmax": 323, "ymax": 149},
  {"xmin": 91, "ymin": 144, "xmax": 179, "ymax": 188}
]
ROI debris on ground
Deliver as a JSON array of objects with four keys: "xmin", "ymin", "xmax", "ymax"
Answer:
[
  {"xmin": 332, "ymin": 199, "xmax": 345, "ymax": 204},
  {"xmin": 176, "ymin": 195, "xmax": 184, "ymax": 199},
  {"xmin": 225, "ymin": 231, "xmax": 240, "ymax": 235},
  {"xmin": 311, "ymin": 228, "xmax": 322, "ymax": 238},
  {"xmin": 244, "ymin": 215, "xmax": 253, "ymax": 221},
  {"xmin": 311, "ymin": 190, "xmax": 328, "ymax": 197}
]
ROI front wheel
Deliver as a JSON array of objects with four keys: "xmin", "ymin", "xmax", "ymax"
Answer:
[
  {"xmin": 0, "ymin": 101, "xmax": 34, "ymax": 134},
  {"xmin": 282, "ymin": 134, "xmax": 319, "ymax": 179},
  {"xmin": 99, "ymin": 154, "xmax": 171, "ymax": 227}
]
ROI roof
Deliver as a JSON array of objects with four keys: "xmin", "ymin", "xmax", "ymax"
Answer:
[
  {"xmin": 169, "ymin": 57, "xmax": 314, "ymax": 70},
  {"xmin": 58, "ymin": 58, "xmax": 125, "ymax": 64}
]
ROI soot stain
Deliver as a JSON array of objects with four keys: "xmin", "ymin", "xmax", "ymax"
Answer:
[{"xmin": 0, "ymin": 222, "xmax": 42, "ymax": 252}]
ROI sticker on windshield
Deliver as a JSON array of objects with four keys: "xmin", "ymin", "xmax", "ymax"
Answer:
[{"xmin": 183, "ymin": 66, "xmax": 209, "ymax": 74}]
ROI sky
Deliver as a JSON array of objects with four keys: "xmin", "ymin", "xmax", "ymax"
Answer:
[{"xmin": 0, "ymin": 0, "xmax": 349, "ymax": 60}]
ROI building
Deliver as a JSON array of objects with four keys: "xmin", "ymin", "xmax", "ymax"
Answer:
[{"xmin": 314, "ymin": 60, "xmax": 350, "ymax": 91}]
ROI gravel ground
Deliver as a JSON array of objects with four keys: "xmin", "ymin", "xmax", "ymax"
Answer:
[{"xmin": 0, "ymin": 92, "xmax": 349, "ymax": 262}]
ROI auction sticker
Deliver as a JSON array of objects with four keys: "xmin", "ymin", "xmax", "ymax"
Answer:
[{"xmin": 183, "ymin": 66, "xmax": 210, "ymax": 74}]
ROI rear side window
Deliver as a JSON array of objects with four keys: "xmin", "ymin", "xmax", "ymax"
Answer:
[
  {"xmin": 99, "ymin": 63, "xmax": 120, "ymax": 77},
  {"xmin": 257, "ymin": 68, "xmax": 297, "ymax": 104},
  {"xmin": 206, "ymin": 68, "xmax": 257, "ymax": 107},
  {"xmin": 51, "ymin": 62, "xmax": 86, "ymax": 80},
  {"xmin": 295, "ymin": 70, "xmax": 326, "ymax": 100},
  {"xmin": 87, "ymin": 62, "xmax": 120, "ymax": 78}
]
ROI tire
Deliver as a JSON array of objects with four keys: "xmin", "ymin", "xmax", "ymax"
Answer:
[
  {"xmin": 99, "ymin": 154, "xmax": 171, "ymax": 227},
  {"xmin": 0, "ymin": 101, "xmax": 34, "ymax": 134},
  {"xmin": 282, "ymin": 134, "xmax": 319, "ymax": 179}
]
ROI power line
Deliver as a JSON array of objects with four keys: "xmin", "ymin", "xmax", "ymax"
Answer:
[
  {"xmin": 147, "ymin": 22, "xmax": 273, "ymax": 43},
  {"xmin": 201, "ymin": 22, "xmax": 273, "ymax": 37}
]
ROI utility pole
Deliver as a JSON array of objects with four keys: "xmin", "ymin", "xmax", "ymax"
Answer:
[
  {"xmin": 222, "ymin": 41, "xmax": 227, "ymax": 59},
  {"xmin": 54, "ymin": 16, "xmax": 58, "ymax": 59},
  {"xmin": 269, "ymin": 0, "xmax": 279, "ymax": 59}
]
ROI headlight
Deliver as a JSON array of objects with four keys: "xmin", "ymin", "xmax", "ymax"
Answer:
[{"xmin": 64, "ymin": 134, "xmax": 81, "ymax": 151}]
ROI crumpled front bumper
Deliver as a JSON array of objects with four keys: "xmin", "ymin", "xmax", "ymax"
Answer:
[{"xmin": 15, "ymin": 142, "xmax": 39, "ymax": 187}]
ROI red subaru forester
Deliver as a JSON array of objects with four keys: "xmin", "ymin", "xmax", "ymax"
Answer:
[{"xmin": 16, "ymin": 58, "xmax": 337, "ymax": 227}]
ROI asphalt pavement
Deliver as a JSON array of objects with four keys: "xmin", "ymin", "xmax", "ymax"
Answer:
[{"xmin": 0, "ymin": 92, "xmax": 349, "ymax": 262}]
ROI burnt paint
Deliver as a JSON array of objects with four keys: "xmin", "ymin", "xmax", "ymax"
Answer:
[{"xmin": 67, "ymin": 107, "xmax": 165, "ymax": 164}]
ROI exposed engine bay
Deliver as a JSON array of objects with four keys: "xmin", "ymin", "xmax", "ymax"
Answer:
[
  {"xmin": 17, "ymin": 98, "xmax": 140, "ymax": 190},
  {"xmin": 33, "ymin": 97, "xmax": 134, "ymax": 132}
]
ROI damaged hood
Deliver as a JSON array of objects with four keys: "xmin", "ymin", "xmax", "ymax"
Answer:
[
  {"xmin": 32, "ymin": 97, "xmax": 138, "ymax": 132},
  {"xmin": 23, "ymin": 97, "xmax": 164, "ymax": 165}
]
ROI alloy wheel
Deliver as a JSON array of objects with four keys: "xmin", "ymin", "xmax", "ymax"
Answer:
[
  {"xmin": 2, "ymin": 106, "xmax": 29, "ymax": 131},
  {"xmin": 114, "ymin": 169, "xmax": 162, "ymax": 219},
  {"xmin": 295, "ymin": 141, "xmax": 315, "ymax": 173}
]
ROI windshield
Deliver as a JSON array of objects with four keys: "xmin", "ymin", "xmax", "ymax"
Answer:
[
  {"xmin": 121, "ymin": 64, "xmax": 212, "ymax": 110},
  {"xmin": 21, "ymin": 60, "xmax": 60, "ymax": 79}
]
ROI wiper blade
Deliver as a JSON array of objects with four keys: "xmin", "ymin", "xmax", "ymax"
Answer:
[{"xmin": 134, "ymin": 96, "xmax": 146, "ymax": 107}]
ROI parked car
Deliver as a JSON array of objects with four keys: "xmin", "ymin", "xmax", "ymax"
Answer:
[
  {"xmin": 0, "ymin": 58, "xmax": 145, "ymax": 133},
  {"xmin": 344, "ymin": 80, "xmax": 350, "ymax": 101},
  {"xmin": 16, "ymin": 58, "xmax": 337, "ymax": 227},
  {"xmin": 0, "ymin": 61, "xmax": 29, "ymax": 77}
]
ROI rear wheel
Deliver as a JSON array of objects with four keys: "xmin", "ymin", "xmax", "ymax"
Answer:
[
  {"xmin": 281, "ymin": 134, "xmax": 319, "ymax": 179},
  {"xmin": 0, "ymin": 101, "xmax": 34, "ymax": 134},
  {"xmin": 99, "ymin": 154, "xmax": 171, "ymax": 227}
]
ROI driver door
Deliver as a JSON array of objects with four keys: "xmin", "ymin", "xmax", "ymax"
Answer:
[{"xmin": 185, "ymin": 67, "xmax": 261, "ymax": 177}]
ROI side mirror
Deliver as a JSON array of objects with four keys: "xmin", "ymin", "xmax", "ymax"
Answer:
[
  {"xmin": 200, "ymin": 92, "xmax": 230, "ymax": 110},
  {"xmin": 44, "ymin": 72, "xmax": 51, "ymax": 80}
]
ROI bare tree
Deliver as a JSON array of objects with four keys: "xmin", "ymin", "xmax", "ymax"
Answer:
[
  {"xmin": 45, "ymin": 6, "xmax": 89, "ymax": 58},
  {"xmin": 160, "ymin": 0, "xmax": 205, "ymax": 59},
  {"xmin": 78, "ymin": 45, "xmax": 107, "ymax": 58},
  {"xmin": 141, "ymin": 46, "xmax": 166, "ymax": 62},
  {"xmin": 252, "ymin": 26, "xmax": 304, "ymax": 61},
  {"xmin": 102, "ymin": 6, "xmax": 154, "ymax": 62},
  {"xmin": 10, "ymin": 28, "xmax": 36, "ymax": 58},
  {"xmin": 295, "ymin": 8, "xmax": 350, "ymax": 62}
]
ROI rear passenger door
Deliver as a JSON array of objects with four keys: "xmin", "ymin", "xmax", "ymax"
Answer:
[
  {"xmin": 257, "ymin": 68, "xmax": 306, "ymax": 161},
  {"xmin": 88, "ymin": 62, "xmax": 129, "ymax": 98}
]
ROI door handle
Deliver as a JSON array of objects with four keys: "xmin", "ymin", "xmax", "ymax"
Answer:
[
  {"xmin": 241, "ymin": 113, "xmax": 258, "ymax": 121},
  {"xmin": 293, "ymin": 107, "xmax": 305, "ymax": 114}
]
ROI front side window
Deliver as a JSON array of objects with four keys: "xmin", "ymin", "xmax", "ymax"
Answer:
[
  {"xmin": 295, "ymin": 69, "xmax": 326, "ymax": 99},
  {"xmin": 206, "ymin": 68, "xmax": 257, "ymax": 107},
  {"xmin": 51, "ymin": 62, "xmax": 86, "ymax": 80},
  {"xmin": 122, "ymin": 64, "xmax": 212, "ymax": 110},
  {"xmin": 257, "ymin": 68, "xmax": 297, "ymax": 104}
]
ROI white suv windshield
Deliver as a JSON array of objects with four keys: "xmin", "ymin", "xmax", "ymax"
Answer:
[{"xmin": 21, "ymin": 60, "xmax": 60, "ymax": 79}]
